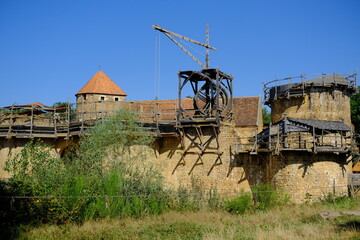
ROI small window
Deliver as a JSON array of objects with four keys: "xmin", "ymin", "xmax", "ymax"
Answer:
[
  {"xmin": 83, "ymin": 94, "xmax": 87, "ymax": 100},
  {"xmin": 100, "ymin": 96, "xmax": 105, "ymax": 101},
  {"xmin": 115, "ymin": 97, "xmax": 119, "ymax": 101}
]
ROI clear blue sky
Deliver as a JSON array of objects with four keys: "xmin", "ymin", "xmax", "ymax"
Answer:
[{"xmin": 0, "ymin": 0, "xmax": 359, "ymax": 107}]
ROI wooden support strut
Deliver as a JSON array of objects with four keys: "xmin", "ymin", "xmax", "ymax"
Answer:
[
  {"xmin": 30, "ymin": 105, "xmax": 34, "ymax": 138},
  {"xmin": 174, "ymin": 125, "xmax": 223, "ymax": 174},
  {"xmin": 6, "ymin": 106, "xmax": 14, "ymax": 138}
]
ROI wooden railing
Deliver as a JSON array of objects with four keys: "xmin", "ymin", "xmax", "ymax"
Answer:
[
  {"xmin": 0, "ymin": 101, "xmax": 178, "ymax": 138},
  {"xmin": 234, "ymin": 131, "xmax": 354, "ymax": 154}
]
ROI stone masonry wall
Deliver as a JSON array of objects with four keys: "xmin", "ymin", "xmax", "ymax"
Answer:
[
  {"xmin": 147, "ymin": 124, "xmax": 261, "ymax": 195},
  {"xmin": 265, "ymin": 152, "xmax": 351, "ymax": 203},
  {"xmin": 271, "ymin": 89, "xmax": 352, "ymax": 125},
  {"xmin": 0, "ymin": 123, "xmax": 353, "ymax": 203}
]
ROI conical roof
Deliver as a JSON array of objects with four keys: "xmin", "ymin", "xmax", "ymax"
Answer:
[{"xmin": 76, "ymin": 71, "xmax": 127, "ymax": 96}]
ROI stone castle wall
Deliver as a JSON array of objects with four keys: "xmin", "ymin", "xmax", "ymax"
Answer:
[
  {"xmin": 0, "ymin": 124, "xmax": 352, "ymax": 203},
  {"xmin": 265, "ymin": 152, "xmax": 351, "ymax": 203},
  {"xmin": 271, "ymin": 89, "xmax": 352, "ymax": 125},
  {"xmin": 148, "ymin": 124, "xmax": 257, "ymax": 194}
]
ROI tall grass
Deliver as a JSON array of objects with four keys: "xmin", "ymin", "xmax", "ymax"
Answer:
[{"xmin": 16, "ymin": 198, "xmax": 360, "ymax": 240}]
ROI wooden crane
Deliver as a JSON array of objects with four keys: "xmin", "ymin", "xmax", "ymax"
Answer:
[{"xmin": 152, "ymin": 25, "xmax": 216, "ymax": 69}]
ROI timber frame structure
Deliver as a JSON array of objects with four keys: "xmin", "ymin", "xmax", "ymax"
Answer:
[
  {"xmin": 234, "ymin": 72, "xmax": 358, "ymax": 155},
  {"xmin": 175, "ymin": 68, "xmax": 233, "ymax": 174},
  {"xmin": 177, "ymin": 68, "xmax": 233, "ymax": 125}
]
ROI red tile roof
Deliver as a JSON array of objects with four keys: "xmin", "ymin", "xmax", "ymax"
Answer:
[
  {"xmin": 233, "ymin": 96, "xmax": 260, "ymax": 127},
  {"xmin": 76, "ymin": 71, "xmax": 127, "ymax": 96},
  {"xmin": 4, "ymin": 101, "xmax": 49, "ymax": 109}
]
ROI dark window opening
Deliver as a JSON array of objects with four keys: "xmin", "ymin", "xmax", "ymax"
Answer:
[
  {"xmin": 101, "ymin": 96, "xmax": 105, "ymax": 101},
  {"xmin": 115, "ymin": 97, "xmax": 119, "ymax": 101},
  {"xmin": 83, "ymin": 94, "xmax": 87, "ymax": 100}
]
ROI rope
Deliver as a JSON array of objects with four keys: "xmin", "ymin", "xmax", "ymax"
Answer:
[
  {"xmin": 0, "ymin": 184, "xmax": 354, "ymax": 200},
  {"xmin": 154, "ymin": 32, "xmax": 161, "ymax": 100}
]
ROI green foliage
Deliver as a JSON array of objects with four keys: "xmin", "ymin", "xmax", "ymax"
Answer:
[
  {"xmin": 252, "ymin": 184, "xmax": 290, "ymax": 210},
  {"xmin": 262, "ymin": 107, "xmax": 271, "ymax": 125},
  {"xmin": 51, "ymin": 102, "xmax": 68, "ymax": 108},
  {"xmin": 320, "ymin": 194, "xmax": 358, "ymax": 209},
  {"xmin": 207, "ymin": 188, "xmax": 222, "ymax": 210},
  {"xmin": 252, "ymin": 184, "xmax": 278, "ymax": 210},
  {"xmin": 2, "ymin": 110, "xmax": 167, "ymax": 224},
  {"xmin": 170, "ymin": 180, "xmax": 205, "ymax": 212},
  {"xmin": 225, "ymin": 192, "xmax": 252, "ymax": 214},
  {"xmin": 225, "ymin": 185, "xmax": 290, "ymax": 214},
  {"xmin": 351, "ymin": 87, "xmax": 360, "ymax": 134},
  {"xmin": 4, "ymin": 139, "xmax": 64, "ymax": 195}
]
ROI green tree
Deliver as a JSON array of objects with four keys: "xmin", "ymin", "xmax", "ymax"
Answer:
[
  {"xmin": 262, "ymin": 107, "xmax": 271, "ymax": 125},
  {"xmin": 350, "ymin": 87, "xmax": 360, "ymax": 134}
]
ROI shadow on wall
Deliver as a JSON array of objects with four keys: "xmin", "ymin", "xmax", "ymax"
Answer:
[
  {"xmin": 229, "ymin": 152, "xmax": 267, "ymax": 187},
  {"xmin": 228, "ymin": 152, "xmax": 349, "ymax": 196},
  {"xmin": 266, "ymin": 152, "xmax": 349, "ymax": 180}
]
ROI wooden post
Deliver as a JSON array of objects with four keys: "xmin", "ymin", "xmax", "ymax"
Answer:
[
  {"xmin": 7, "ymin": 106, "xmax": 14, "ymax": 138},
  {"xmin": 216, "ymin": 67, "xmax": 220, "ymax": 123},
  {"xmin": 177, "ymin": 71, "xmax": 181, "ymax": 127},
  {"xmin": 313, "ymin": 126, "xmax": 316, "ymax": 153},
  {"xmin": 268, "ymin": 122, "xmax": 272, "ymax": 151},
  {"xmin": 66, "ymin": 99, "xmax": 70, "ymax": 139},
  {"xmin": 284, "ymin": 115, "xmax": 288, "ymax": 148},
  {"xmin": 54, "ymin": 108, "xmax": 57, "ymax": 137},
  {"xmin": 155, "ymin": 102, "xmax": 159, "ymax": 134},
  {"xmin": 30, "ymin": 105, "xmax": 34, "ymax": 138}
]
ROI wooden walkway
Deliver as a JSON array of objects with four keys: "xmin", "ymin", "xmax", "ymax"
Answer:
[{"xmin": 0, "ymin": 101, "xmax": 178, "ymax": 139}]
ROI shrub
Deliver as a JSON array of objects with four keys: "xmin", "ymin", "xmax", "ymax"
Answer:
[
  {"xmin": 225, "ymin": 192, "xmax": 252, "ymax": 214},
  {"xmin": 252, "ymin": 184, "xmax": 277, "ymax": 210}
]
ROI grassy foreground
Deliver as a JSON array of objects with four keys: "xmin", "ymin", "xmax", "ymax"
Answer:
[{"xmin": 14, "ymin": 199, "xmax": 360, "ymax": 240}]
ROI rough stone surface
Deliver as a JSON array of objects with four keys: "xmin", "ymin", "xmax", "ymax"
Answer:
[{"xmin": 271, "ymin": 89, "xmax": 352, "ymax": 126}]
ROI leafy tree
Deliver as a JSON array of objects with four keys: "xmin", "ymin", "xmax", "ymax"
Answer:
[
  {"xmin": 262, "ymin": 107, "xmax": 271, "ymax": 125},
  {"xmin": 350, "ymin": 87, "xmax": 360, "ymax": 134}
]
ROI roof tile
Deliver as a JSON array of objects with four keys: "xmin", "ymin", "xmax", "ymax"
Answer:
[
  {"xmin": 76, "ymin": 71, "xmax": 127, "ymax": 96},
  {"xmin": 233, "ymin": 96, "xmax": 260, "ymax": 127}
]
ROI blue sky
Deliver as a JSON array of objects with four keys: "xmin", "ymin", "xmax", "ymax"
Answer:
[{"xmin": 0, "ymin": 0, "xmax": 359, "ymax": 107}]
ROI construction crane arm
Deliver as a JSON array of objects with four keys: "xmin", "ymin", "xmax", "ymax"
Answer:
[
  {"xmin": 152, "ymin": 25, "xmax": 217, "ymax": 51},
  {"xmin": 162, "ymin": 32, "xmax": 206, "ymax": 69}
]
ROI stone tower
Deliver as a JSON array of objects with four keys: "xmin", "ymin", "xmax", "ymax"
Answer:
[
  {"xmin": 265, "ymin": 74, "xmax": 356, "ymax": 126},
  {"xmin": 259, "ymin": 73, "xmax": 357, "ymax": 202},
  {"xmin": 75, "ymin": 71, "xmax": 127, "ymax": 121}
]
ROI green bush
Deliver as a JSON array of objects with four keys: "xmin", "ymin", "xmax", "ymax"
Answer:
[
  {"xmin": 225, "ymin": 192, "xmax": 252, "ymax": 214},
  {"xmin": 252, "ymin": 184, "xmax": 289, "ymax": 210},
  {"xmin": 252, "ymin": 184, "xmax": 278, "ymax": 210},
  {"xmin": 320, "ymin": 194, "xmax": 358, "ymax": 209}
]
